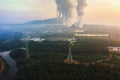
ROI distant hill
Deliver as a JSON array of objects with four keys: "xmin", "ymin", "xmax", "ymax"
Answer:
[{"xmin": 25, "ymin": 18, "xmax": 59, "ymax": 25}]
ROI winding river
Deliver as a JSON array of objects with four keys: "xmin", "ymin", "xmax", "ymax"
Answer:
[{"xmin": 0, "ymin": 51, "xmax": 18, "ymax": 80}]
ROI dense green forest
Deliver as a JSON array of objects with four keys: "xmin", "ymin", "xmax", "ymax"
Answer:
[
  {"xmin": 12, "ymin": 37, "xmax": 120, "ymax": 80},
  {"xmin": 0, "ymin": 30, "xmax": 24, "ymax": 51},
  {"xmin": 1, "ymin": 27, "xmax": 120, "ymax": 80},
  {"xmin": 16, "ymin": 53, "xmax": 120, "ymax": 80}
]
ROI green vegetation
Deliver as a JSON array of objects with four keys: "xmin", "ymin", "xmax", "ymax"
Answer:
[
  {"xmin": 15, "ymin": 37, "xmax": 120, "ymax": 80},
  {"xmin": 16, "ymin": 52, "xmax": 120, "ymax": 80},
  {"xmin": 0, "ymin": 40, "xmax": 24, "ymax": 52},
  {"xmin": 1, "ymin": 25, "xmax": 120, "ymax": 80},
  {"xmin": 0, "ymin": 30, "xmax": 24, "ymax": 52},
  {"xmin": 29, "ymin": 40, "xmax": 69, "ymax": 53},
  {"xmin": 41, "ymin": 32, "xmax": 74, "ymax": 38},
  {"xmin": 10, "ymin": 49, "xmax": 26, "ymax": 61}
]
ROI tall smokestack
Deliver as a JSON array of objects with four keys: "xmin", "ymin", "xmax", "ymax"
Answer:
[{"xmin": 55, "ymin": 0, "xmax": 86, "ymax": 27}]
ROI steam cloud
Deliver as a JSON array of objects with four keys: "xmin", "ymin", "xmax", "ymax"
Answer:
[{"xmin": 55, "ymin": 0, "xmax": 86, "ymax": 27}]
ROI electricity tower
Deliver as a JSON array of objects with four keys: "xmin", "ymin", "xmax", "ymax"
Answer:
[
  {"xmin": 67, "ymin": 40, "xmax": 73, "ymax": 61},
  {"xmin": 64, "ymin": 38, "xmax": 80, "ymax": 64}
]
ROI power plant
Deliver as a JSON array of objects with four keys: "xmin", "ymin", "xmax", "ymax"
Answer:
[{"xmin": 55, "ymin": 0, "xmax": 86, "ymax": 27}]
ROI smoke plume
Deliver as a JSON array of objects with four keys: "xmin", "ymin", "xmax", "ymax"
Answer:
[{"xmin": 55, "ymin": 0, "xmax": 86, "ymax": 27}]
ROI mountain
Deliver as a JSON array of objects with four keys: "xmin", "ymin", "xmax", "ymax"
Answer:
[{"xmin": 25, "ymin": 18, "xmax": 59, "ymax": 25}]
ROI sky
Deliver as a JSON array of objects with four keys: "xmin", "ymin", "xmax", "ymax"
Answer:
[{"xmin": 0, "ymin": 0, "xmax": 120, "ymax": 26}]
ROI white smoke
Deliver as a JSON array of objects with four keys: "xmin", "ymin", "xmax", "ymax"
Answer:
[
  {"xmin": 77, "ymin": 0, "xmax": 86, "ymax": 27},
  {"xmin": 55, "ymin": 0, "xmax": 86, "ymax": 27}
]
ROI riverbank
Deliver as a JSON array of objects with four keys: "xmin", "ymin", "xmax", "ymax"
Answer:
[
  {"xmin": 0, "ymin": 51, "xmax": 18, "ymax": 80},
  {"xmin": 0, "ymin": 56, "xmax": 9, "ymax": 79}
]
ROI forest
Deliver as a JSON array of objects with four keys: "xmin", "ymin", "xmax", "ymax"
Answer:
[
  {"xmin": 12, "ymin": 37, "xmax": 120, "ymax": 80},
  {"xmin": 1, "ymin": 28, "xmax": 120, "ymax": 80}
]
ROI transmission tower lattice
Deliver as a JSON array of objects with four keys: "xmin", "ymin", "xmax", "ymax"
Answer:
[{"xmin": 67, "ymin": 41, "xmax": 73, "ymax": 61}]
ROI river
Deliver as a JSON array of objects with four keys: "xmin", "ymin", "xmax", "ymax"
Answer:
[{"xmin": 0, "ymin": 51, "xmax": 18, "ymax": 80}]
